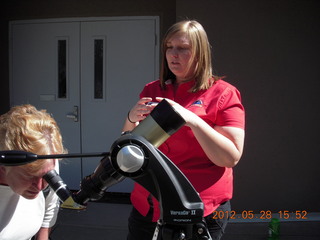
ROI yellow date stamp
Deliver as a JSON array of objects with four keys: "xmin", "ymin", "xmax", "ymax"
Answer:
[{"xmin": 212, "ymin": 210, "xmax": 308, "ymax": 220}]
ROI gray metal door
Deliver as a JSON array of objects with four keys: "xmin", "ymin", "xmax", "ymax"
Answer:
[{"xmin": 10, "ymin": 17, "xmax": 159, "ymax": 190}]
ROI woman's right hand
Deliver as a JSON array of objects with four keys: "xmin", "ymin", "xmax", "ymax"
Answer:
[{"xmin": 127, "ymin": 97, "xmax": 156, "ymax": 124}]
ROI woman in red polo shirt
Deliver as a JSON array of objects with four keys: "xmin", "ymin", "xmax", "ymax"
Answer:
[{"xmin": 123, "ymin": 20, "xmax": 245, "ymax": 240}]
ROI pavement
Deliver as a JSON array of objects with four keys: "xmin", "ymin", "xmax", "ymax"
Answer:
[{"xmin": 50, "ymin": 202, "xmax": 320, "ymax": 240}]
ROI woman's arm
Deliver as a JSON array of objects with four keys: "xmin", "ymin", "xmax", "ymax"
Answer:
[
  {"xmin": 157, "ymin": 97, "xmax": 245, "ymax": 168},
  {"xmin": 190, "ymin": 119, "xmax": 244, "ymax": 168}
]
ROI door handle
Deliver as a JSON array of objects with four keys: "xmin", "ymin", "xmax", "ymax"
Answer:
[{"xmin": 66, "ymin": 106, "xmax": 79, "ymax": 122}]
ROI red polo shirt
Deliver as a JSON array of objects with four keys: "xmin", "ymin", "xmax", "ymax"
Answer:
[{"xmin": 130, "ymin": 79, "xmax": 245, "ymax": 221}]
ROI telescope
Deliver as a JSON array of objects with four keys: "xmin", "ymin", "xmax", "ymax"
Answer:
[{"xmin": 0, "ymin": 99, "xmax": 212, "ymax": 240}]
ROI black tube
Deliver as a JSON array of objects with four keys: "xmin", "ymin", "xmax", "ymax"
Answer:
[{"xmin": 43, "ymin": 169, "xmax": 73, "ymax": 202}]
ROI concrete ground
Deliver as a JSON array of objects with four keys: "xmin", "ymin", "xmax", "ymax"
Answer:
[{"xmin": 50, "ymin": 202, "xmax": 320, "ymax": 240}]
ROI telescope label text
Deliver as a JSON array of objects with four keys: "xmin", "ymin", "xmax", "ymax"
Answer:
[{"xmin": 170, "ymin": 210, "xmax": 196, "ymax": 216}]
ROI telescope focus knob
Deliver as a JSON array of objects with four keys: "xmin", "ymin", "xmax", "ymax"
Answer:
[{"xmin": 116, "ymin": 145, "xmax": 145, "ymax": 173}]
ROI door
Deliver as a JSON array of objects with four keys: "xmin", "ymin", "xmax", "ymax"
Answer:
[
  {"xmin": 80, "ymin": 19, "xmax": 158, "ymax": 192},
  {"xmin": 10, "ymin": 21, "xmax": 82, "ymax": 189},
  {"xmin": 10, "ymin": 17, "xmax": 159, "ymax": 190}
]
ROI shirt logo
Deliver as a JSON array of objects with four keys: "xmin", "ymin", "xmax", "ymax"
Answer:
[{"xmin": 190, "ymin": 100, "xmax": 203, "ymax": 107}]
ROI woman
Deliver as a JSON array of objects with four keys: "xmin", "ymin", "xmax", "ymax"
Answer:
[
  {"xmin": 0, "ymin": 104, "xmax": 66, "ymax": 240},
  {"xmin": 123, "ymin": 20, "xmax": 245, "ymax": 240}
]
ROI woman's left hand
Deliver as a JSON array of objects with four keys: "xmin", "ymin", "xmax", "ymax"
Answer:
[{"xmin": 155, "ymin": 97, "xmax": 196, "ymax": 127}]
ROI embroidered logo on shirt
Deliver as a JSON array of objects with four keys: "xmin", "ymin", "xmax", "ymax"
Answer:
[{"xmin": 190, "ymin": 100, "xmax": 203, "ymax": 107}]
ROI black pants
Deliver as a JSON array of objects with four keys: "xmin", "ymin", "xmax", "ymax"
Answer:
[{"xmin": 127, "ymin": 201, "xmax": 231, "ymax": 240}]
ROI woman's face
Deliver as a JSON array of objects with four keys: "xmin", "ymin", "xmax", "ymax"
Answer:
[
  {"xmin": 165, "ymin": 32, "xmax": 196, "ymax": 83},
  {"xmin": 0, "ymin": 160, "xmax": 55, "ymax": 199}
]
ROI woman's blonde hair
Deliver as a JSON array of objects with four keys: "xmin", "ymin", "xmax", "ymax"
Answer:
[
  {"xmin": 160, "ymin": 20, "xmax": 219, "ymax": 92},
  {"xmin": 0, "ymin": 104, "xmax": 65, "ymax": 172}
]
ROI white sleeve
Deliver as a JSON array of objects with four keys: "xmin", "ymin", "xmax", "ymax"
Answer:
[{"xmin": 41, "ymin": 160, "xmax": 60, "ymax": 228}]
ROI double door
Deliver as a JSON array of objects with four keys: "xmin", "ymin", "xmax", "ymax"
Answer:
[{"xmin": 10, "ymin": 17, "xmax": 159, "ymax": 190}]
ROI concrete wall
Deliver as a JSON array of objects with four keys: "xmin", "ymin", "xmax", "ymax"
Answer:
[{"xmin": 177, "ymin": 0, "xmax": 320, "ymax": 213}]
